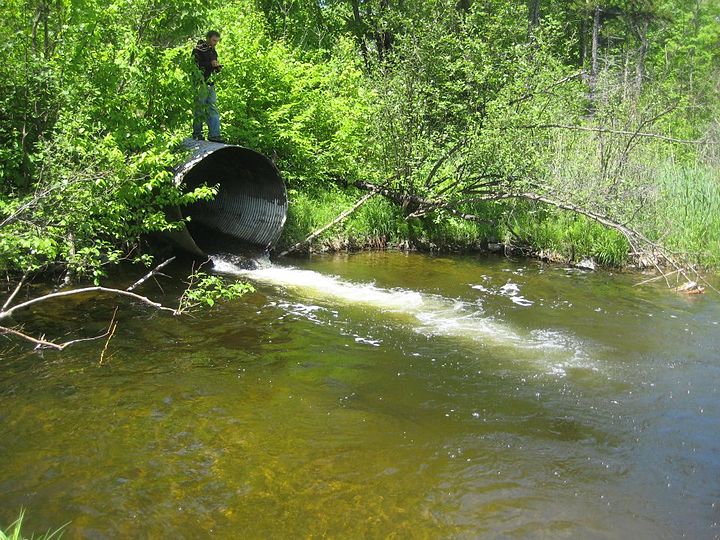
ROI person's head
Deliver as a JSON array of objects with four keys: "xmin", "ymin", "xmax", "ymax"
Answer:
[{"xmin": 206, "ymin": 30, "xmax": 220, "ymax": 47}]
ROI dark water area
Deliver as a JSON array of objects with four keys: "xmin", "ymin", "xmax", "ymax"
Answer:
[{"xmin": 1, "ymin": 252, "xmax": 719, "ymax": 538}]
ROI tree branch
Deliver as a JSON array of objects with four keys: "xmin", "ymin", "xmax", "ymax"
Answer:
[
  {"xmin": 424, "ymin": 138, "xmax": 466, "ymax": 189},
  {"xmin": 98, "ymin": 307, "xmax": 119, "ymax": 364},
  {"xmin": 2, "ymin": 271, "xmax": 30, "ymax": 311},
  {"xmin": 0, "ymin": 286, "xmax": 177, "ymax": 321},
  {"xmin": 507, "ymin": 71, "xmax": 584, "ymax": 106},
  {"xmin": 0, "ymin": 324, "xmax": 114, "ymax": 351},
  {"xmin": 353, "ymin": 179, "xmax": 714, "ymax": 293},
  {"xmin": 126, "ymin": 257, "xmax": 176, "ymax": 292}
]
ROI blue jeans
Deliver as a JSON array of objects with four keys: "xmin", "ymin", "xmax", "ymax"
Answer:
[{"xmin": 192, "ymin": 83, "xmax": 221, "ymax": 139}]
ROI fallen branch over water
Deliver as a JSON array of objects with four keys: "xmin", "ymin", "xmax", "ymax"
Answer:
[
  {"xmin": 0, "ymin": 285, "xmax": 176, "ymax": 351},
  {"xmin": 126, "ymin": 256, "xmax": 176, "ymax": 292},
  {"xmin": 2, "ymin": 272, "xmax": 29, "ymax": 311},
  {"xmin": 0, "ymin": 323, "xmax": 114, "ymax": 351},
  {"xmin": 0, "ymin": 256, "xmax": 252, "ymax": 352},
  {"xmin": 0, "ymin": 286, "xmax": 177, "ymax": 322},
  {"xmin": 0, "ymin": 259, "xmax": 181, "ymax": 351}
]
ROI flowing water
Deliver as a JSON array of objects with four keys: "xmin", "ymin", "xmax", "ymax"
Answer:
[{"xmin": 1, "ymin": 252, "xmax": 719, "ymax": 539}]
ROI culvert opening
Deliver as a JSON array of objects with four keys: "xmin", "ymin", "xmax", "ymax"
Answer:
[{"xmin": 169, "ymin": 142, "xmax": 288, "ymax": 258}]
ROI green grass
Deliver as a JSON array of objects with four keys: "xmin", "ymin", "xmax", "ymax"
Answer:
[
  {"xmin": 652, "ymin": 164, "xmax": 720, "ymax": 267},
  {"xmin": 413, "ymin": 213, "xmax": 496, "ymax": 251},
  {"xmin": 279, "ymin": 187, "xmax": 405, "ymax": 251},
  {"xmin": 278, "ymin": 186, "xmax": 499, "ymax": 253},
  {"xmin": 497, "ymin": 162, "xmax": 720, "ymax": 269},
  {"xmin": 502, "ymin": 204, "xmax": 630, "ymax": 266},
  {"xmin": 1, "ymin": 511, "xmax": 66, "ymax": 540},
  {"xmin": 278, "ymin": 162, "xmax": 720, "ymax": 270}
]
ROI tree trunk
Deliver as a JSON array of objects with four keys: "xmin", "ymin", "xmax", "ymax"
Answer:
[
  {"xmin": 43, "ymin": 5, "xmax": 50, "ymax": 58},
  {"xmin": 375, "ymin": 0, "xmax": 393, "ymax": 61},
  {"xmin": 528, "ymin": 0, "xmax": 540, "ymax": 40},
  {"xmin": 350, "ymin": 0, "xmax": 369, "ymax": 67},
  {"xmin": 588, "ymin": 4, "xmax": 601, "ymax": 113},
  {"xmin": 635, "ymin": 18, "xmax": 649, "ymax": 92},
  {"xmin": 579, "ymin": 17, "xmax": 587, "ymax": 66}
]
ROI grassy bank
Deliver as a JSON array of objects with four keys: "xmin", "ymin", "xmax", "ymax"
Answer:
[
  {"xmin": 278, "ymin": 162, "xmax": 720, "ymax": 270},
  {"xmin": 277, "ymin": 187, "xmax": 499, "ymax": 255}
]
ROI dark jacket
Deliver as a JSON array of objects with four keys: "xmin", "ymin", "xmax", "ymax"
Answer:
[{"xmin": 193, "ymin": 40, "xmax": 219, "ymax": 81}]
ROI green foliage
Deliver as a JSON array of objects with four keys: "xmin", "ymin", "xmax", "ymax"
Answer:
[
  {"xmin": 363, "ymin": 1, "xmax": 582, "ymax": 210},
  {"xmin": 178, "ymin": 271, "xmax": 255, "ymax": 312},
  {"xmin": 255, "ymin": 0, "xmax": 349, "ymax": 51},
  {"xmin": 1, "ymin": 0, "xmax": 719, "ymax": 278},
  {"xmin": 0, "ymin": 0, "xmax": 222, "ymax": 280},
  {"xmin": 415, "ymin": 214, "xmax": 492, "ymax": 251},
  {"xmin": 0, "ymin": 128, "xmax": 214, "ymax": 281},
  {"xmin": 209, "ymin": 6, "xmax": 371, "ymax": 187}
]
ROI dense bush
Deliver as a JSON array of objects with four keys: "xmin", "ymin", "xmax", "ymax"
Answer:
[{"xmin": 1, "ymin": 0, "xmax": 719, "ymax": 278}]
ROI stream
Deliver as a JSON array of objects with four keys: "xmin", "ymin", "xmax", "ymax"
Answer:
[{"xmin": 1, "ymin": 252, "xmax": 719, "ymax": 538}]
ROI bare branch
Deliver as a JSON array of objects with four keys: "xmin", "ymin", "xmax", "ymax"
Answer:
[
  {"xmin": 0, "ymin": 325, "xmax": 65, "ymax": 350},
  {"xmin": 2, "ymin": 271, "xmax": 30, "ymax": 311},
  {"xmin": 425, "ymin": 138, "xmax": 466, "ymax": 189},
  {"xmin": 0, "ymin": 195, "xmax": 45, "ymax": 230},
  {"xmin": 0, "ymin": 324, "xmax": 113, "ymax": 351},
  {"xmin": 126, "ymin": 257, "xmax": 176, "ymax": 292},
  {"xmin": 0, "ymin": 286, "xmax": 177, "ymax": 321},
  {"xmin": 99, "ymin": 307, "xmax": 119, "ymax": 365},
  {"xmin": 508, "ymin": 71, "xmax": 584, "ymax": 106},
  {"xmin": 634, "ymin": 269, "xmax": 683, "ymax": 287}
]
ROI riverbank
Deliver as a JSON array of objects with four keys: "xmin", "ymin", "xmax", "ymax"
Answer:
[{"xmin": 275, "ymin": 167, "xmax": 720, "ymax": 272}]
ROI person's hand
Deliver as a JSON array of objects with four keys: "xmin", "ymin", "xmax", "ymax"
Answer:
[{"xmin": 211, "ymin": 60, "xmax": 219, "ymax": 67}]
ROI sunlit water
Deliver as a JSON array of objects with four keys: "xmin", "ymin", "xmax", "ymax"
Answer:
[{"xmin": 1, "ymin": 252, "xmax": 719, "ymax": 538}]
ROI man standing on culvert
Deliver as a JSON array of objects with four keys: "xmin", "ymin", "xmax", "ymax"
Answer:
[{"xmin": 192, "ymin": 30, "xmax": 224, "ymax": 142}]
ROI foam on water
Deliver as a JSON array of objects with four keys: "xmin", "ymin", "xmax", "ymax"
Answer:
[
  {"xmin": 212, "ymin": 256, "xmax": 595, "ymax": 375},
  {"xmin": 216, "ymin": 261, "xmax": 425, "ymax": 311}
]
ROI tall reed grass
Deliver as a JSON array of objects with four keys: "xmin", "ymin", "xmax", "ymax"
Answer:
[{"xmin": 652, "ymin": 164, "xmax": 720, "ymax": 267}]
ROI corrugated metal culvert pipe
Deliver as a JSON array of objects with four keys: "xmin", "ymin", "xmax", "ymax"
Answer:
[{"xmin": 164, "ymin": 140, "xmax": 288, "ymax": 257}]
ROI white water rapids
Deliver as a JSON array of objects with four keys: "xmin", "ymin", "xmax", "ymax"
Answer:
[{"xmin": 211, "ymin": 256, "xmax": 596, "ymax": 376}]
